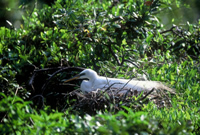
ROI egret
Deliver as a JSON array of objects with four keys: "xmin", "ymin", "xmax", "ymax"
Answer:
[{"xmin": 64, "ymin": 69, "xmax": 174, "ymax": 93}]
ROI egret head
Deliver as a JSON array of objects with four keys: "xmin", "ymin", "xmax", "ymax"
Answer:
[
  {"xmin": 79, "ymin": 69, "xmax": 98, "ymax": 80},
  {"xmin": 64, "ymin": 69, "xmax": 98, "ymax": 83}
]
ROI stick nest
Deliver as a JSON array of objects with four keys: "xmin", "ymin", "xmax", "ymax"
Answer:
[
  {"xmin": 68, "ymin": 87, "xmax": 175, "ymax": 115},
  {"xmin": 29, "ymin": 67, "xmax": 175, "ymax": 115}
]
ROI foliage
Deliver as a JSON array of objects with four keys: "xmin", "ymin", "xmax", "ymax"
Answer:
[
  {"xmin": 0, "ymin": 94, "xmax": 195, "ymax": 134},
  {"xmin": 0, "ymin": 0, "xmax": 200, "ymax": 134}
]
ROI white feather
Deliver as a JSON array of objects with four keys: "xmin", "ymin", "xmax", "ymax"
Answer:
[{"xmin": 66, "ymin": 69, "xmax": 174, "ymax": 93}]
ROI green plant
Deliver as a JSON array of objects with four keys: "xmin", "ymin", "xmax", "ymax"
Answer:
[{"xmin": 0, "ymin": 0, "xmax": 200, "ymax": 134}]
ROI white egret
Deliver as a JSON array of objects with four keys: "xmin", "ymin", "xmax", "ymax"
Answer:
[{"xmin": 64, "ymin": 69, "xmax": 174, "ymax": 93}]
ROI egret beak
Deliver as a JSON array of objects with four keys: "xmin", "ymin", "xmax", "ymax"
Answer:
[{"xmin": 64, "ymin": 74, "xmax": 81, "ymax": 83}]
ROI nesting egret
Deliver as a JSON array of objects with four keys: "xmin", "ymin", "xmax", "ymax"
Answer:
[{"xmin": 64, "ymin": 69, "xmax": 174, "ymax": 93}]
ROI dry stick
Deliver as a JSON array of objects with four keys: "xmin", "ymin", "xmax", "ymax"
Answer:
[
  {"xmin": 160, "ymin": 25, "xmax": 176, "ymax": 34},
  {"xmin": 12, "ymin": 86, "xmax": 22, "ymax": 103},
  {"xmin": 158, "ymin": 89, "xmax": 172, "ymax": 106},
  {"xmin": 172, "ymin": 27, "xmax": 188, "ymax": 41},
  {"xmin": 102, "ymin": 83, "xmax": 122, "ymax": 94},
  {"xmin": 122, "ymin": 88, "xmax": 132, "ymax": 102},
  {"xmin": 117, "ymin": 78, "xmax": 136, "ymax": 94},
  {"xmin": 91, "ymin": 84, "xmax": 116, "ymax": 109},
  {"xmin": 29, "ymin": 67, "xmax": 63, "ymax": 91},
  {"xmin": 29, "ymin": 67, "xmax": 68, "ymax": 109},
  {"xmin": 138, "ymin": 88, "xmax": 155, "ymax": 101},
  {"xmin": 124, "ymin": 59, "xmax": 150, "ymax": 80},
  {"xmin": 30, "ymin": 94, "xmax": 45, "ymax": 109},
  {"xmin": 106, "ymin": 38, "xmax": 150, "ymax": 80},
  {"xmin": 106, "ymin": 43, "xmax": 121, "ymax": 65},
  {"xmin": 41, "ymin": 67, "xmax": 84, "ymax": 95},
  {"xmin": 29, "ymin": 73, "xmax": 36, "ymax": 91},
  {"xmin": 98, "ymin": 84, "xmax": 128, "ymax": 111},
  {"xmin": 101, "ymin": 69, "xmax": 110, "ymax": 89},
  {"xmin": 29, "ymin": 67, "xmax": 56, "ymax": 87},
  {"xmin": 97, "ymin": 83, "xmax": 123, "ymax": 104},
  {"xmin": 116, "ymin": 62, "xmax": 150, "ymax": 93}
]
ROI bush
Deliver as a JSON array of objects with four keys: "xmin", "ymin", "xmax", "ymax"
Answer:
[{"xmin": 0, "ymin": 0, "xmax": 200, "ymax": 134}]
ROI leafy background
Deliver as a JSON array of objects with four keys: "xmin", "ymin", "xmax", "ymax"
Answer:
[{"xmin": 0, "ymin": 0, "xmax": 200, "ymax": 134}]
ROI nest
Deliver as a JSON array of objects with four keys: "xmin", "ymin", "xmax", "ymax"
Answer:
[
  {"xmin": 28, "ymin": 67, "xmax": 175, "ymax": 114},
  {"xmin": 68, "ymin": 87, "xmax": 174, "ymax": 115}
]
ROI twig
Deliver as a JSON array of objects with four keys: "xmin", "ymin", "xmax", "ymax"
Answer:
[
  {"xmin": 39, "ymin": 67, "xmax": 84, "ymax": 94},
  {"xmin": 30, "ymin": 94, "xmax": 44, "ymax": 106},
  {"xmin": 106, "ymin": 44, "xmax": 122, "ymax": 65},
  {"xmin": 124, "ymin": 59, "xmax": 150, "ymax": 80},
  {"xmin": 160, "ymin": 25, "xmax": 176, "ymax": 34},
  {"xmin": 138, "ymin": 88, "xmax": 155, "ymax": 101},
  {"xmin": 29, "ymin": 67, "xmax": 62, "ymax": 91},
  {"xmin": 122, "ymin": 88, "xmax": 132, "ymax": 101}
]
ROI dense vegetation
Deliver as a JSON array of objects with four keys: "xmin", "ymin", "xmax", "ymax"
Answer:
[{"xmin": 0, "ymin": 0, "xmax": 200, "ymax": 134}]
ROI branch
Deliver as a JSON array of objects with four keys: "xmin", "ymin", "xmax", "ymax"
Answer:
[
  {"xmin": 105, "ymin": 43, "xmax": 122, "ymax": 65},
  {"xmin": 41, "ymin": 67, "xmax": 85, "ymax": 95}
]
